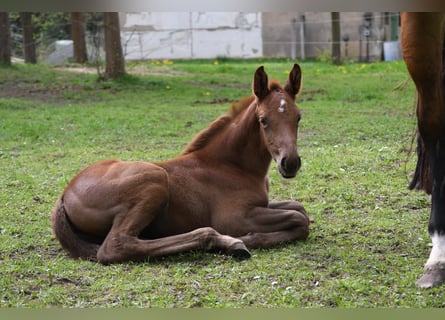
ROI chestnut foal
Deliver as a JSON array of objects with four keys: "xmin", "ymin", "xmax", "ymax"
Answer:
[{"xmin": 52, "ymin": 64, "xmax": 309, "ymax": 264}]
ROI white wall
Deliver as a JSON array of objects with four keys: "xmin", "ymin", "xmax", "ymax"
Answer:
[{"xmin": 120, "ymin": 12, "xmax": 263, "ymax": 60}]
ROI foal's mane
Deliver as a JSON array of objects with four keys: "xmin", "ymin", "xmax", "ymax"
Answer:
[
  {"xmin": 181, "ymin": 95, "xmax": 255, "ymax": 155},
  {"xmin": 181, "ymin": 80, "xmax": 284, "ymax": 155}
]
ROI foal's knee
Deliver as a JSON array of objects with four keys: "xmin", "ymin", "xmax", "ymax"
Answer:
[
  {"xmin": 97, "ymin": 240, "xmax": 122, "ymax": 264},
  {"xmin": 298, "ymin": 222, "xmax": 310, "ymax": 240},
  {"xmin": 97, "ymin": 246, "xmax": 115, "ymax": 265},
  {"xmin": 289, "ymin": 203, "xmax": 310, "ymax": 225},
  {"xmin": 193, "ymin": 227, "xmax": 220, "ymax": 250},
  {"xmin": 291, "ymin": 211, "xmax": 310, "ymax": 240},
  {"xmin": 96, "ymin": 233, "xmax": 137, "ymax": 264},
  {"xmin": 292, "ymin": 200, "xmax": 306, "ymax": 210}
]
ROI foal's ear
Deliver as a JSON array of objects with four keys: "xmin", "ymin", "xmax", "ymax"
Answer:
[
  {"xmin": 284, "ymin": 63, "xmax": 302, "ymax": 98},
  {"xmin": 253, "ymin": 66, "xmax": 269, "ymax": 101}
]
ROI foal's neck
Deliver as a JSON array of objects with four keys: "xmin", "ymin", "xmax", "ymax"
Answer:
[{"xmin": 212, "ymin": 102, "xmax": 272, "ymax": 177}]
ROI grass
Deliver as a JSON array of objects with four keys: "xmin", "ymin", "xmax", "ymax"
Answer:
[{"xmin": 0, "ymin": 59, "xmax": 443, "ymax": 307}]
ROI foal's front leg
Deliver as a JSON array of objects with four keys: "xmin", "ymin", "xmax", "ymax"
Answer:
[
  {"xmin": 269, "ymin": 200, "xmax": 313, "ymax": 223},
  {"xmin": 269, "ymin": 200, "xmax": 308, "ymax": 218},
  {"xmin": 97, "ymin": 226, "xmax": 250, "ymax": 264},
  {"xmin": 237, "ymin": 201, "xmax": 310, "ymax": 249}
]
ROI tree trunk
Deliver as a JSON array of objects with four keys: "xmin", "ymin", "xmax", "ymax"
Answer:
[
  {"xmin": 21, "ymin": 12, "xmax": 36, "ymax": 64},
  {"xmin": 103, "ymin": 12, "xmax": 125, "ymax": 79},
  {"xmin": 0, "ymin": 12, "xmax": 11, "ymax": 65},
  {"xmin": 331, "ymin": 12, "xmax": 341, "ymax": 65},
  {"xmin": 71, "ymin": 12, "xmax": 88, "ymax": 63}
]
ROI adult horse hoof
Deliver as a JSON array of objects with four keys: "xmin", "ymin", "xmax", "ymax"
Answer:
[
  {"xmin": 229, "ymin": 242, "xmax": 251, "ymax": 260},
  {"xmin": 416, "ymin": 264, "xmax": 445, "ymax": 288}
]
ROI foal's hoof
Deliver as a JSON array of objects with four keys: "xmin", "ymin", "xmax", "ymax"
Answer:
[
  {"xmin": 229, "ymin": 242, "xmax": 251, "ymax": 260},
  {"xmin": 416, "ymin": 264, "xmax": 445, "ymax": 288}
]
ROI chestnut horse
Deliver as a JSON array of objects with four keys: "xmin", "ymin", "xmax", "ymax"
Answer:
[
  {"xmin": 401, "ymin": 12, "xmax": 445, "ymax": 288},
  {"xmin": 51, "ymin": 64, "xmax": 310, "ymax": 264}
]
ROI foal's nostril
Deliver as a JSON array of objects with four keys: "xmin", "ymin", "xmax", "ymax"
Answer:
[
  {"xmin": 281, "ymin": 156, "xmax": 301, "ymax": 173},
  {"xmin": 280, "ymin": 157, "xmax": 288, "ymax": 170},
  {"xmin": 296, "ymin": 156, "xmax": 301, "ymax": 170}
]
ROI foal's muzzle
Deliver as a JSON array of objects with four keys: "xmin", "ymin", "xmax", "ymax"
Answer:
[{"xmin": 278, "ymin": 155, "xmax": 301, "ymax": 178}]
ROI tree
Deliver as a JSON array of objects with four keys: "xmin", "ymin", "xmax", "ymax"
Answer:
[
  {"xmin": 20, "ymin": 12, "xmax": 36, "ymax": 63},
  {"xmin": 103, "ymin": 12, "xmax": 125, "ymax": 79},
  {"xmin": 70, "ymin": 12, "xmax": 88, "ymax": 63},
  {"xmin": 0, "ymin": 12, "xmax": 11, "ymax": 65},
  {"xmin": 331, "ymin": 12, "xmax": 341, "ymax": 65}
]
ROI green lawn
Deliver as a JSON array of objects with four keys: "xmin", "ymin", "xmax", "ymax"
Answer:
[{"xmin": 1, "ymin": 59, "xmax": 443, "ymax": 307}]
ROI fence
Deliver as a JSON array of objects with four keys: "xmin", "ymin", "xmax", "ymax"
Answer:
[{"xmin": 7, "ymin": 12, "xmax": 401, "ymax": 63}]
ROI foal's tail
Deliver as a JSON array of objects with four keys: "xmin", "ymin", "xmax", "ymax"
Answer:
[{"xmin": 51, "ymin": 197, "xmax": 100, "ymax": 261}]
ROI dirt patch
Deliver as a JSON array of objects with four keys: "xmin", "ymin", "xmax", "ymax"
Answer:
[
  {"xmin": 0, "ymin": 81, "xmax": 86, "ymax": 104},
  {"xmin": 52, "ymin": 66, "xmax": 97, "ymax": 74},
  {"xmin": 299, "ymin": 88, "xmax": 327, "ymax": 102},
  {"xmin": 189, "ymin": 80, "xmax": 250, "ymax": 90},
  {"xmin": 0, "ymin": 65, "xmax": 186, "ymax": 104},
  {"xmin": 193, "ymin": 97, "xmax": 233, "ymax": 105},
  {"xmin": 54, "ymin": 64, "xmax": 188, "ymax": 77}
]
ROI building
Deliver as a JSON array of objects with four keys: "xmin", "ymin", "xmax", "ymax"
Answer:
[
  {"xmin": 120, "ymin": 12, "xmax": 262, "ymax": 60},
  {"xmin": 119, "ymin": 12, "xmax": 401, "ymax": 62},
  {"xmin": 262, "ymin": 12, "xmax": 399, "ymax": 62},
  {"xmin": 44, "ymin": 12, "xmax": 401, "ymax": 63}
]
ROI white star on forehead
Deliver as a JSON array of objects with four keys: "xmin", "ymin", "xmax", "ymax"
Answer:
[{"xmin": 278, "ymin": 99, "xmax": 286, "ymax": 112}]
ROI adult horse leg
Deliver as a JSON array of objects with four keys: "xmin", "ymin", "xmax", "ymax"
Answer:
[
  {"xmin": 401, "ymin": 12, "xmax": 445, "ymax": 288},
  {"xmin": 237, "ymin": 202, "xmax": 309, "ymax": 248},
  {"xmin": 416, "ymin": 138, "xmax": 445, "ymax": 288}
]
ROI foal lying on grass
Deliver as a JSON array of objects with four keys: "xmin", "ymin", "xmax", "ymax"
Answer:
[{"xmin": 52, "ymin": 64, "xmax": 310, "ymax": 264}]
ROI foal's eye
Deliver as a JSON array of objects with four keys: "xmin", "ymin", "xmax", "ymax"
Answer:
[{"xmin": 259, "ymin": 116, "xmax": 268, "ymax": 127}]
